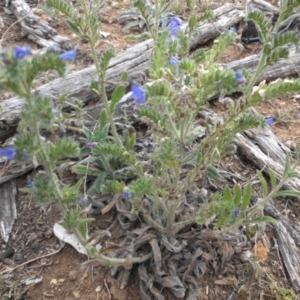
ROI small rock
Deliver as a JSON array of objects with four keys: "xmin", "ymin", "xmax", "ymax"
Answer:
[
  {"xmin": 73, "ymin": 290, "xmax": 80, "ymax": 298},
  {"xmin": 40, "ymin": 258, "xmax": 49, "ymax": 265},
  {"xmin": 44, "ymin": 229, "xmax": 53, "ymax": 239},
  {"xmin": 50, "ymin": 278, "xmax": 58, "ymax": 286},
  {"xmin": 69, "ymin": 270, "xmax": 77, "ymax": 281},
  {"xmin": 240, "ymin": 250, "xmax": 252, "ymax": 262},
  {"xmin": 95, "ymin": 286, "xmax": 102, "ymax": 293}
]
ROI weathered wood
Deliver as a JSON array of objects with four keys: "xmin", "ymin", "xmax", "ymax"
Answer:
[
  {"xmin": 0, "ymin": 161, "xmax": 33, "ymax": 185},
  {"xmin": 264, "ymin": 201, "xmax": 300, "ymax": 246},
  {"xmin": 0, "ymin": 4, "xmax": 244, "ymax": 127},
  {"xmin": 0, "ymin": 181, "xmax": 17, "ymax": 243},
  {"xmin": 225, "ymin": 47, "xmax": 300, "ymax": 81},
  {"xmin": 273, "ymin": 222, "xmax": 300, "ymax": 292},
  {"xmin": 197, "ymin": 108, "xmax": 300, "ymax": 190},
  {"xmin": 234, "ymin": 131, "xmax": 300, "ymax": 191},
  {"xmin": 8, "ymin": 0, "xmax": 71, "ymax": 49},
  {"xmin": 251, "ymin": 0, "xmax": 280, "ymax": 13}
]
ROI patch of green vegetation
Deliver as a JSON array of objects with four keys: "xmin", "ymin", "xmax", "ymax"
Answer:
[
  {"xmin": 273, "ymin": 107, "xmax": 293, "ymax": 125},
  {"xmin": 37, "ymin": 4, "xmax": 58, "ymax": 19},
  {"xmin": 269, "ymin": 283, "xmax": 296, "ymax": 300}
]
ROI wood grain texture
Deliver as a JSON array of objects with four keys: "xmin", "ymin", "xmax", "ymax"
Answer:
[
  {"xmin": 9, "ymin": 0, "xmax": 71, "ymax": 49},
  {"xmin": 0, "ymin": 4, "xmax": 244, "ymax": 126},
  {"xmin": 0, "ymin": 181, "xmax": 17, "ymax": 243}
]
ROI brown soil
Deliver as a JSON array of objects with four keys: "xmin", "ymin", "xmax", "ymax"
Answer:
[{"xmin": 1, "ymin": 0, "xmax": 300, "ymax": 300}]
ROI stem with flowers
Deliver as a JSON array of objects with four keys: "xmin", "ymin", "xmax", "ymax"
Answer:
[{"xmin": 2, "ymin": 0, "xmax": 300, "ymax": 297}]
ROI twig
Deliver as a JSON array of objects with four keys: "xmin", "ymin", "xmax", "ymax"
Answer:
[
  {"xmin": 77, "ymin": 267, "xmax": 89, "ymax": 289},
  {"xmin": 104, "ymin": 278, "xmax": 111, "ymax": 300},
  {"xmin": 0, "ymin": 244, "xmax": 64, "ymax": 275}
]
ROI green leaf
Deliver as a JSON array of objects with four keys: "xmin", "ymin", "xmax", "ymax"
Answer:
[
  {"xmin": 62, "ymin": 178, "xmax": 83, "ymax": 205},
  {"xmin": 19, "ymin": 187, "xmax": 35, "ymax": 194},
  {"xmin": 188, "ymin": 14, "xmax": 197, "ymax": 33},
  {"xmin": 71, "ymin": 165, "xmax": 100, "ymax": 176},
  {"xmin": 216, "ymin": 214, "xmax": 226, "ymax": 228},
  {"xmin": 206, "ymin": 165, "xmax": 220, "ymax": 180},
  {"xmin": 241, "ymin": 184, "xmax": 252, "ymax": 211},
  {"xmin": 185, "ymin": 0, "xmax": 191, "ymax": 9},
  {"xmin": 265, "ymin": 78, "xmax": 300, "ymax": 99},
  {"xmin": 272, "ymin": 31, "xmax": 298, "ymax": 49},
  {"xmin": 283, "ymin": 154, "xmax": 291, "ymax": 177},
  {"xmin": 88, "ymin": 172, "xmax": 107, "ymax": 194},
  {"xmin": 257, "ymin": 170, "xmax": 268, "ymax": 198},
  {"xmin": 233, "ymin": 184, "xmax": 242, "ymax": 206},
  {"xmin": 110, "ymin": 85, "xmax": 126, "ymax": 112},
  {"xmin": 27, "ymin": 54, "xmax": 66, "ymax": 86},
  {"xmin": 47, "ymin": 0, "xmax": 73, "ymax": 17},
  {"xmin": 246, "ymin": 216, "xmax": 278, "ymax": 224},
  {"xmin": 121, "ymin": 71, "xmax": 128, "ymax": 81},
  {"xmin": 129, "ymin": 177, "xmax": 156, "ymax": 199},
  {"xmin": 223, "ymin": 186, "xmax": 233, "ymax": 202},
  {"xmin": 99, "ymin": 49, "xmax": 116, "ymax": 76},
  {"xmin": 275, "ymin": 190, "xmax": 300, "ymax": 197},
  {"xmin": 65, "ymin": 19, "xmax": 82, "ymax": 36},
  {"xmin": 99, "ymin": 110, "xmax": 108, "ymax": 129},
  {"xmin": 247, "ymin": 11, "xmax": 271, "ymax": 43},
  {"xmin": 137, "ymin": 107, "xmax": 167, "ymax": 132},
  {"xmin": 48, "ymin": 137, "xmax": 79, "ymax": 162},
  {"xmin": 265, "ymin": 47, "xmax": 289, "ymax": 67},
  {"xmin": 179, "ymin": 58, "xmax": 195, "ymax": 73},
  {"xmin": 124, "ymin": 127, "xmax": 136, "ymax": 151},
  {"xmin": 268, "ymin": 168, "xmax": 277, "ymax": 190},
  {"xmin": 88, "ymin": 12, "xmax": 99, "ymax": 42},
  {"xmin": 94, "ymin": 143, "xmax": 136, "ymax": 165}
]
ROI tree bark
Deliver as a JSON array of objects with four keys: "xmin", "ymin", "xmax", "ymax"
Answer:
[{"xmin": 8, "ymin": 0, "xmax": 72, "ymax": 49}]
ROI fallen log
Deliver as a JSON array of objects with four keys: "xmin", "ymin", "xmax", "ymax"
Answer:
[
  {"xmin": 7, "ymin": 0, "xmax": 71, "ymax": 49},
  {"xmin": 234, "ymin": 131, "xmax": 300, "ymax": 191},
  {"xmin": 264, "ymin": 201, "xmax": 300, "ymax": 246},
  {"xmin": 0, "ymin": 3, "xmax": 244, "ymax": 127},
  {"xmin": 273, "ymin": 222, "xmax": 300, "ymax": 292}
]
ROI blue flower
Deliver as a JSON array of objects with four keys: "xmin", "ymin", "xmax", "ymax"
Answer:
[
  {"xmin": 59, "ymin": 48, "xmax": 77, "ymax": 61},
  {"xmin": 229, "ymin": 26, "xmax": 237, "ymax": 33},
  {"xmin": 131, "ymin": 81, "xmax": 146, "ymax": 107},
  {"xmin": 266, "ymin": 116, "xmax": 275, "ymax": 126},
  {"xmin": 169, "ymin": 17, "xmax": 181, "ymax": 40},
  {"xmin": 123, "ymin": 191, "xmax": 132, "ymax": 199},
  {"xmin": 233, "ymin": 209, "xmax": 241, "ymax": 217},
  {"xmin": 86, "ymin": 142, "xmax": 97, "ymax": 149},
  {"xmin": 27, "ymin": 179, "xmax": 35, "ymax": 188},
  {"xmin": 0, "ymin": 148, "xmax": 16, "ymax": 161},
  {"xmin": 14, "ymin": 45, "xmax": 32, "ymax": 60},
  {"xmin": 26, "ymin": 178, "xmax": 37, "ymax": 196},
  {"xmin": 297, "ymin": 110, "xmax": 300, "ymax": 118},
  {"xmin": 170, "ymin": 56, "xmax": 179, "ymax": 65},
  {"xmin": 235, "ymin": 72, "xmax": 247, "ymax": 85},
  {"xmin": 52, "ymin": 109, "xmax": 59, "ymax": 117}
]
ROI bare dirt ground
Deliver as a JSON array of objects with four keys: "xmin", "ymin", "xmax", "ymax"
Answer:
[{"xmin": 1, "ymin": 0, "xmax": 300, "ymax": 299}]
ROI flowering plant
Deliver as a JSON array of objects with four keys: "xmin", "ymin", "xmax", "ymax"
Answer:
[{"xmin": 2, "ymin": 0, "xmax": 300, "ymax": 298}]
